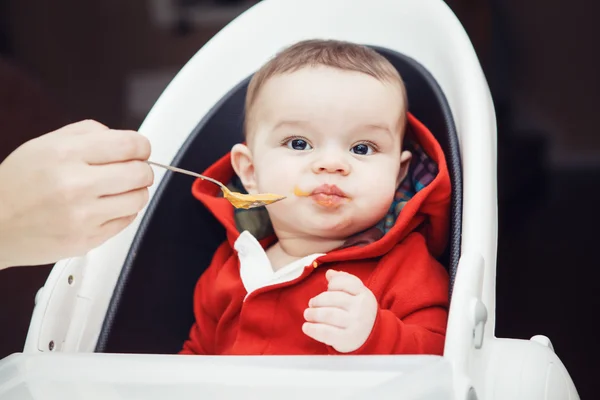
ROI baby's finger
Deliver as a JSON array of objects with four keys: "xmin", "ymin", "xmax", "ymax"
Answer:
[
  {"xmin": 309, "ymin": 291, "xmax": 353, "ymax": 310},
  {"xmin": 302, "ymin": 322, "xmax": 344, "ymax": 346},
  {"xmin": 325, "ymin": 269, "xmax": 345, "ymax": 281},
  {"xmin": 304, "ymin": 306, "xmax": 350, "ymax": 329},
  {"xmin": 327, "ymin": 272, "xmax": 365, "ymax": 295}
]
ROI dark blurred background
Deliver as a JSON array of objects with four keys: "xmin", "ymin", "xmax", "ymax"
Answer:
[{"xmin": 0, "ymin": 0, "xmax": 598, "ymax": 397}]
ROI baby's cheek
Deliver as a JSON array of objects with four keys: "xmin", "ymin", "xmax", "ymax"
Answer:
[
  {"xmin": 357, "ymin": 177, "xmax": 397, "ymax": 215},
  {"xmin": 254, "ymin": 160, "xmax": 292, "ymax": 193},
  {"xmin": 360, "ymin": 172, "xmax": 397, "ymax": 197}
]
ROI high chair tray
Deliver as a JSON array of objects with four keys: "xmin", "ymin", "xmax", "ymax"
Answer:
[{"xmin": 0, "ymin": 352, "xmax": 454, "ymax": 399}]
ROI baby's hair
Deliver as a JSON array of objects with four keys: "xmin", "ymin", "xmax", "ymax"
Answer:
[{"xmin": 244, "ymin": 39, "xmax": 408, "ymax": 137}]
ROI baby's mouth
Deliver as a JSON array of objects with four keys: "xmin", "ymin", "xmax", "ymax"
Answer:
[{"xmin": 294, "ymin": 184, "xmax": 351, "ymax": 208}]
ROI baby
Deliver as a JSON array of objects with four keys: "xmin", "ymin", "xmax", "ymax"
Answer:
[{"xmin": 180, "ymin": 39, "xmax": 451, "ymax": 355}]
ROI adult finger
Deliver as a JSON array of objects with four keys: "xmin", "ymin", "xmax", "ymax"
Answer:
[
  {"xmin": 309, "ymin": 291, "xmax": 353, "ymax": 310},
  {"xmin": 326, "ymin": 270, "xmax": 365, "ymax": 296},
  {"xmin": 78, "ymin": 129, "xmax": 151, "ymax": 165},
  {"xmin": 97, "ymin": 187, "xmax": 149, "ymax": 222},
  {"xmin": 52, "ymin": 119, "xmax": 109, "ymax": 136},
  {"xmin": 304, "ymin": 307, "xmax": 350, "ymax": 329},
  {"xmin": 302, "ymin": 322, "xmax": 344, "ymax": 346},
  {"xmin": 89, "ymin": 160, "xmax": 154, "ymax": 196}
]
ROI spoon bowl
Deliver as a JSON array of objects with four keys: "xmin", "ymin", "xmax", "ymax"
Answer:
[{"xmin": 147, "ymin": 161, "xmax": 286, "ymax": 209}]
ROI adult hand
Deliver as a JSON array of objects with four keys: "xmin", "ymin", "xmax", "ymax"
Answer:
[{"xmin": 0, "ymin": 120, "xmax": 154, "ymax": 270}]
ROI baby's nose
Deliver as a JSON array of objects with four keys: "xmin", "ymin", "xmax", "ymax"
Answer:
[{"xmin": 312, "ymin": 154, "xmax": 350, "ymax": 175}]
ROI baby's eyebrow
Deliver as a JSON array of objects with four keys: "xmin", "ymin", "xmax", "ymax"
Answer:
[
  {"xmin": 272, "ymin": 120, "xmax": 312, "ymax": 131},
  {"xmin": 271, "ymin": 120, "xmax": 395, "ymax": 137},
  {"xmin": 358, "ymin": 124, "xmax": 393, "ymax": 137}
]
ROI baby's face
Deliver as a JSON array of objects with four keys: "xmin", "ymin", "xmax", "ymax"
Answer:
[{"xmin": 234, "ymin": 66, "xmax": 410, "ymax": 240}]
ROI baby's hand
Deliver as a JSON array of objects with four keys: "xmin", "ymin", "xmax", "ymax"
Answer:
[{"xmin": 302, "ymin": 269, "xmax": 378, "ymax": 353}]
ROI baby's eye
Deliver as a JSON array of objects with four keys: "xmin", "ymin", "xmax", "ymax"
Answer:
[
  {"xmin": 286, "ymin": 138, "xmax": 312, "ymax": 151},
  {"xmin": 351, "ymin": 143, "xmax": 375, "ymax": 155}
]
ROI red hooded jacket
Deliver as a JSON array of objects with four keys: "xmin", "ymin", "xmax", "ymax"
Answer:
[{"xmin": 180, "ymin": 113, "xmax": 451, "ymax": 356}]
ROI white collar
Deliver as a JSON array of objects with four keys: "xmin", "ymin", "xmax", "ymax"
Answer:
[{"xmin": 234, "ymin": 231, "xmax": 324, "ymax": 300}]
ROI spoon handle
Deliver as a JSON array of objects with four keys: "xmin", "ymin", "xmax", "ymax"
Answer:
[{"xmin": 147, "ymin": 161, "xmax": 225, "ymax": 188}]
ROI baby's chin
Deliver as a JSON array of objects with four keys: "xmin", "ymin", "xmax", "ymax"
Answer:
[{"xmin": 279, "ymin": 213, "xmax": 384, "ymax": 240}]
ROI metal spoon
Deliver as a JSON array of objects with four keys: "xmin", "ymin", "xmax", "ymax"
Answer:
[{"xmin": 147, "ymin": 160, "xmax": 286, "ymax": 209}]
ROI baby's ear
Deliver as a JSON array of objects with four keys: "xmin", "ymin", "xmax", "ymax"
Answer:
[
  {"xmin": 396, "ymin": 150, "xmax": 412, "ymax": 186},
  {"xmin": 230, "ymin": 143, "xmax": 258, "ymax": 194}
]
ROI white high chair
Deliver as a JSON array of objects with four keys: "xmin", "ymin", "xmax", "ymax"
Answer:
[{"xmin": 0, "ymin": 0, "xmax": 580, "ymax": 399}]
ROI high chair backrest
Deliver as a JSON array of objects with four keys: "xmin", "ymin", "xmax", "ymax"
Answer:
[{"xmin": 24, "ymin": 0, "xmax": 497, "ymax": 358}]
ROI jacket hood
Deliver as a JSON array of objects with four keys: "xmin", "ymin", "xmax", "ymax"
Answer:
[{"xmin": 191, "ymin": 112, "xmax": 451, "ymax": 261}]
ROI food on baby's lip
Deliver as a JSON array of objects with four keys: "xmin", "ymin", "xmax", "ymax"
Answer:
[
  {"xmin": 294, "ymin": 186, "xmax": 311, "ymax": 197},
  {"xmin": 221, "ymin": 188, "xmax": 286, "ymax": 209},
  {"xmin": 294, "ymin": 184, "xmax": 351, "ymax": 208}
]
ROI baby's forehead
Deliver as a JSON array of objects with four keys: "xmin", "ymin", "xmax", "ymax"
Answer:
[
  {"xmin": 261, "ymin": 66, "xmax": 402, "ymax": 90},
  {"xmin": 259, "ymin": 71, "xmax": 403, "ymax": 107},
  {"xmin": 245, "ymin": 67, "xmax": 406, "ymax": 137}
]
